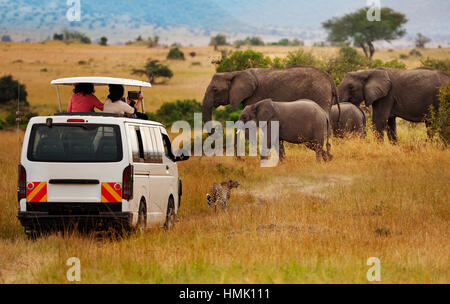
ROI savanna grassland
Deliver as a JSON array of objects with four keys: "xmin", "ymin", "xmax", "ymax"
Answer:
[{"xmin": 0, "ymin": 42, "xmax": 449, "ymax": 283}]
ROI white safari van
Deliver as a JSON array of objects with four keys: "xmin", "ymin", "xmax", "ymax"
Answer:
[{"xmin": 17, "ymin": 77, "xmax": 189, "ymax": 237}]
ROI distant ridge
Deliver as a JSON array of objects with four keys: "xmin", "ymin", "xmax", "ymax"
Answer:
[{"xmin": 0, "ymin": 0, "xmax": 449, "ymax": 47}]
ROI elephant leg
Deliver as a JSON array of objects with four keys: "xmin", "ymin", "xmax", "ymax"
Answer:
[
  {"xmin": 387, "ymin": 117, "xmax": 398, "ymax": 144},
  {"xmin": 305, "ymin": 142, "xmax": 321, "ymax": 162}
]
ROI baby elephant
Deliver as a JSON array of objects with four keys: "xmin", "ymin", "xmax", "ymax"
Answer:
[
  {"xmin": 206, "ymin": 180, "xmax": 240, "ymax": 212},
  {"xmin": 331, "ymin": 102, "xmax": 366, "ymax": 138},
  {"xmin": 239, "ymin": 99, "xmax": 332, "ymax": 162}
]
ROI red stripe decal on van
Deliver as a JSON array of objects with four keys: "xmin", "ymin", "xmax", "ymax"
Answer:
[
  {"xmin": 101, "ymin": 182, "xmax": 122, "ymax": 203},
  {"xmin": 27, "ymin": 182, "xmax": 47, "ymax": 203}
]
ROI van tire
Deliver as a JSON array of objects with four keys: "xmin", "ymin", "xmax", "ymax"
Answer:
[
  {"xmin": 164, "ymin": 197, "xmax": 175, "ymax": 230},
  {"xmin": 137, "ymin": 200, "xmax": 147, "ymax": 233}
]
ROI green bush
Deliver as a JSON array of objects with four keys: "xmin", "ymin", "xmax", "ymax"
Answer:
[
  {"xmin": 409, "ymin": 49, "xmax": 422, "ymax": 57},
  {"xmin": 99, "ymin": 37, "xmax": 108, "ymax": 46},
  {"xmin": 215, "ymin": 50, "xmax": 271, "ymax": 72},
  {"xmin": 421, "ymin": 57, "xmax": 450, "ymax": 73},
  {"xmin": 0, "ymin": 75, "xmax": 28, "ymax": 105},
  {"xmin": 369, "ymin": 59, "xmax": 406, "ymax": 70},
  {"xmin": 167, "ymin": 47, "xmax": 185, "ymax": 60},
  {"xmin": 147, "ymin": 99, "xmax": 201, "ymax": 127},
  {"xmin": 5, "ymin": 111, "xmax": 38, "ymax": 129},
  {"xmin": 428, "ymin": 83, "xmax": 450, "ymax": 144},
  {"xmin": 321, "ymin": 46, "xmax": 369, "ymax": 85},
  {"xmin": 270, "ymin": 38, "xmax": 304, "ymax": 46},
  {"xmin": 233, "ymin": 36, "xmax": 265, "ymax": 48},
  {"xmin": 399, "ymin": 54, "xmax": 409, "ymax": 59},
  {"xmin": 282, "ymin": 49, "xmax": 318, "ymax": 68},
  {"xmin": 213, "ymin": 104, "xmax": 243, "ymax": 124}
]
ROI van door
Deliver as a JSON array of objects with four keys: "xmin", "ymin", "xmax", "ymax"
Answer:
[
  {"xmin": 140, "ymin": 126, "xmax": 173, "ymax": 221},
  {"xmin": 160, "ymin": 128, "xmax": 178, "ymax": 211}
]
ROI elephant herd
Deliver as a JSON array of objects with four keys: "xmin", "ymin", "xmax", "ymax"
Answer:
[{"xmin": 202, "ymin": 66, "xmax": 449, "ymax": 161}]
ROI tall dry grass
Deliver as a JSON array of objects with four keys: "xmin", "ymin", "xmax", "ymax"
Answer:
[{"xmin": 0, "ymin": 125, "xmax": 448, "ymax": 283}]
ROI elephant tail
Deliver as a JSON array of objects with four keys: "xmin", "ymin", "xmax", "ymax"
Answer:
[
  {"xmin": 330, "ymin": 77, "xmax": 341, "ymax": 128},
  {"xmin": 325, "ymin": 116, "xmax": 333, "ymax": 160}
]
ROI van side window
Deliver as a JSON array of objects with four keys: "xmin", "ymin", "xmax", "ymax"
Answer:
[
  {"xmin": 135, "ymin": 129, "xmax": 145, "ymax": 160},
  {"xmin": 128, "ymin": 125, "xmax": 144, "ymax": 162},
  {"xmin": 141, "ymin": 126, "xmax": 163, "ymax": 163},
  {"xmin": 162, "ymin": 133, "xmax": 175, "ymax": 161}
]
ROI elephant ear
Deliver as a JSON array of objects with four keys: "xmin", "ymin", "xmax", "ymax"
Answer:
[
  {"xmin": 363, "ymin": 70, "xmax": 392, "ymax": 107},
  {"xmin": 254, "ymin": 99, "xmax": 276, "ymax": 122},
  {"xmin": 229, "ymin": 71, "xmax": 257, "ymax": 109}
]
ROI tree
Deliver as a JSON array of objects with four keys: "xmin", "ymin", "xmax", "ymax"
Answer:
[
  {"xmin": 132, "ymin": 59, "xmax": 173, "ymax": 84},
  {"xmin": 148, "ymin": 36, "xmax": 159, "ymax": 48},
  {"xmin": 1, "ymin": 35, "xmax": 12, "ymax": 42},
  {"xmin": 167, "ymin": 47, "xmax": 185, "ymax": 60},
  {"xmin": 209, "ymin": 34, "xmax": 227, "ymax": 50},
  {"xmin": 99, "ymin": 36, "xmax": 108, "ymax": 46},
  {"xmin": 0, "ymin": 75, "xmax": 28, "ymax": 105},
  {"xmin": 322, "ymin": 7, "xmax": 407, "ymax": 58},
  {"xmin": 415, "ymin": 33, "xmax": 430, "ymax": 48},
  {"xmin": 53, "ymin": 33, "xmax": 64, "ymax": 40}
]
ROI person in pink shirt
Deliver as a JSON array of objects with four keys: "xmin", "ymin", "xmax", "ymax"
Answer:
[{"xmin": 67, "ymin": 83, "xmax": 104, "ymax": 112}]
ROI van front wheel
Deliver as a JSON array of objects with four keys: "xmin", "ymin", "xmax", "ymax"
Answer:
[{"xmin": 164, "ymin": 197, "xmax": 175, "ymax": 230}]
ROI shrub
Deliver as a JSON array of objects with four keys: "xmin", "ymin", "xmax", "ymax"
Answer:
[
  {"xmin": 270, "ymin": 38, "xmax": 304, "ymax": 46},
  {"xmin": 167, "ymin": 47, "xmax": 185, "ymax": 60},
  {"xmin": 213, "ymin": 104, "xmax": 244, "ymax": 124},
  {"xmin": 321, "ymin": 46, "xmax": 369, "ymax": 85},
  {"xmin": 5, "ymin": 111, "xmax": 38, "ymax": 128},
  {"xmin": 147, "ymin": 99, "xmax": 201, "ymax": 127},
  {"xmin": 209, "ymin": 34, "xmax": 228, "ymax": 48},
  {"xmin": 428, "ymin": 83, "xmax": 450, "ymax": 144},
  {"xmin": 415, "ymin": 33, "xmax": 430, "ymax": 49},
  {"xmin": 409, "ymin": 49, "xmax": 422, "ymax": 57},
  {"xmin": 282, "ymin": 49, "xmax": 318, "ymax": 67},
  {"xmin": 233, "ymin": 36, "xmax": 265, "ymax": 47},
  {"xmin": 53, "ymin": 33, "xmax": 64, "ymax": 40},
  {"xmin": 1, "ymin": 35, "xmax": 12, "ymax": 42},
  {"xmin": 215, "ymin": 50, "xmax": 271, "ymax": 72},
  {"xmin": 99, "ymin": 37, "xmax": 108, "ymax": 46},
  {"xmin": 61, "ymin": 30, "xmax": 91, "ymax": 44},
  {"xmin": 132, "ymin": 59, "xmax": 173, "ymax": 84},
  {"xmin": 369, "ymin": 59, "xmax": 406, "ymax": 70},
  {"xmin": 399, "ymin": 54, "xmax": 409, "ymax": 59},
  {"xmin": 421, "ymin": 57, "xmax": 450, "ymax": 73},
  {"xmin": 0, "ymin": 75, "xmax": 28, "ymax": 105}
]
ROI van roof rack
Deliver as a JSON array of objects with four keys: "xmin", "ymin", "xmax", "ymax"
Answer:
[{"xmin": 54, "ymin": 112, "xmax": 121, "ymax": 117}]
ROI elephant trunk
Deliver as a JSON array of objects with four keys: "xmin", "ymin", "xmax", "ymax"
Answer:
[{"xmin": 202, "ymin": 90, "xmax": 214, "ymax": 123}]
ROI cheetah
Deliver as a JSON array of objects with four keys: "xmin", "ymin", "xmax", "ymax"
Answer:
[{"xmin": 206, "ymin": 180, "xmax": 240, "ymax": 212}]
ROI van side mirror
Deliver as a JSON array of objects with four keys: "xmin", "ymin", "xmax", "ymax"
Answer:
[{"xmin": 175, "ymin": 149, "xmax": 190, "ymax": 162}]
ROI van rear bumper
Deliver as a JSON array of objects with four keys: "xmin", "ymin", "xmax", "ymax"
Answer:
[
  {"xmin": 18, "ymin": 211, "xmax": 133, "ymax": 230},
  {"xmin": 18, "ymin": 203, "xmax": 132, "ymax": 230}
]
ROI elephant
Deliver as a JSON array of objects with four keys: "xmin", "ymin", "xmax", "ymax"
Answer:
[
  {"xmin": 338, "ymin": 67, "xmax": 450, "ymax": 142},
  {"xmin": 202, "ymin": 66, "xmax": 338, "ymax": 123},
  {"xmin": 238, "ymin": 99, "xmax": 333, "ymax": 162},
  {"xmin": 330, "ymin": 102, "xmax": 366, "ymax": 137}
]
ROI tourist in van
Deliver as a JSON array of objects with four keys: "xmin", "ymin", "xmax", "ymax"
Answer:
[
  {"xmin": 67, "ymin": 83, "xmax": 104, "ymax": 112},
  {"xmin": 104, "ymin": 84, "xmax": 138, "ymax": 117},
  {"xmin": 127, "ymin": 92, "xmax": 148, "ymax": 120}
]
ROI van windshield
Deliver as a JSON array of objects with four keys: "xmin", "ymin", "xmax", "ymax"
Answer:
[{"xmin": 28, "ymin": 124, "xmax": 122, "ymax": 162}]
